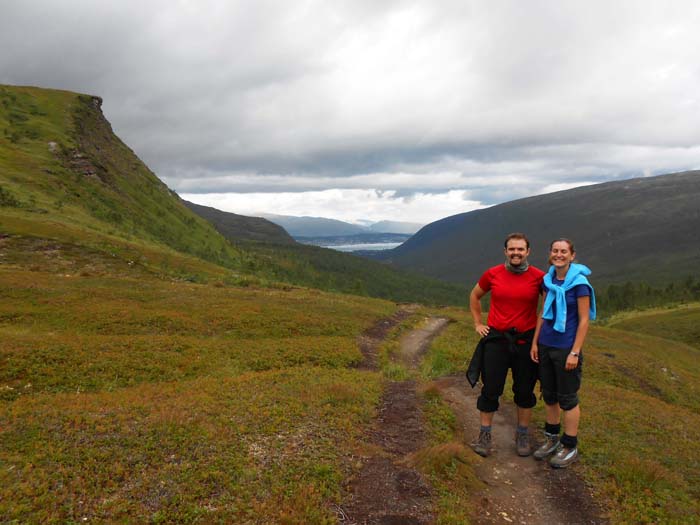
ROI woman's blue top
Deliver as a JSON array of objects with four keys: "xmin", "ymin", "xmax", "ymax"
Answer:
[{"xmin": 538, "ymin": 277, "xmax": 590, "ymax": 349}]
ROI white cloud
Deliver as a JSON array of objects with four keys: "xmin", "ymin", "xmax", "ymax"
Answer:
[{"xmin": 181, "ymin": 189, "xmax": 484, "ymax": 225}]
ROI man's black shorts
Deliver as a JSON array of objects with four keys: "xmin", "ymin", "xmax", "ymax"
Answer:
[{"xmin": 476, "ymin": 336, "xmax": 538, "ymax": 412}]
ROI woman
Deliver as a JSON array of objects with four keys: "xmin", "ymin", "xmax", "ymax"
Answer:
[{"xmin": 530, "ymin": 238, "xmax": 596, "ymax": 468}]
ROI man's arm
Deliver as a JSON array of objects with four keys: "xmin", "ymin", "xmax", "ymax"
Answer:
[{"xmin": 470, "ymin": 284, "xmax": 490, "ymax": 337}]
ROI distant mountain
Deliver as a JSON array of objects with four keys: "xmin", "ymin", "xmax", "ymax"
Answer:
[
  {"xmin": 263, "ymin": 214, "xmax": 423, "ymax": 237},
  {"xmin": 263, "ymin": 214, "xmax": 367, "ymax": 237},
  {"xmin": 368, "ymin": 220, "xmax": 423, "ymax": 234},
  {"xmin": 380, "ymin": 171, "xmax": 700, "ymax": 287},
  {"xmin": 183, "ymin": 200, "xmax": 294, "ymax": 244}
]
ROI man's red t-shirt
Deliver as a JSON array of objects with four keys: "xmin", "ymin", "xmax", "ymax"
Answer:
[{"xmin": 478, "ymin": 264, "xmax": 545, "ymax": 332}]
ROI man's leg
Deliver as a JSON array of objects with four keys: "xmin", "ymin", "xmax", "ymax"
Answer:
[
  {"xmin": 480, "ymin": 410, "xmax": 495, "ymax": 427},
  {"xmin": 517, "ymin": 406, "xmax": 532, "ymax": 428},
  {"xmin": 511, "ymin": 343, "xmax": 539, "ymax": 456},
  {"xmin": 472, "ymin": 340, "xmax": 509, "ymax": 456}
]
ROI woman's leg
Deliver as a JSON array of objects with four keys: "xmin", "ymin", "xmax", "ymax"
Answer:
[
  {"xmin": 550, "ymin": 351, "xmax": 583, "ymax": 467},
  {"xmin": 538, "ymin": 344, "xmax": 561, "ymax": 424},
  {"xmin": 533, "ymin": 345, "xmax": 563, "ymax": 460},
  {"xmin": 563, "ymin": 404, "xmax": 580, "ymax": 436},
  {"xmin": 545, "ymin": 402, "xmax": 561, "ymax": 425}
]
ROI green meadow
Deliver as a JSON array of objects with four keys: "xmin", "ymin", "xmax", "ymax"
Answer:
[{"xmin": 0, "ymin": 261, "xmax": 399, "ymax": 523}]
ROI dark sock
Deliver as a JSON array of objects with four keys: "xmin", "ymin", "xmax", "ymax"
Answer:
[
  {"xmin": 480, "ymin": 425, "xmax": 492, "ymax": 433},
  {"xmin": 516, "ymin": 425, "xmax": 528, "ymax": 435},
  {"xmin": 545, "ymin": 423, "xmax": 561, "ymax": 435},
  {"xmin": 560, "ymin": 433, "xmax": 578, "ymax": 448}
]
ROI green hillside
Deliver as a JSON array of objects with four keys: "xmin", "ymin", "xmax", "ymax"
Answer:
[
  {"xmin": 0, "ymin": 85, "xmax": 241, "ymax": 266},
  {"xmin": 381, "ymin": 170, "xmax": 700, "ymax": 287},
  {"xmin": 0, "ymin": 84, "xmax": 466, "ymax": 305},
  {"xmin": 182, "ymin": 199, "xmax": 295, "ymax": 244},
  {"xmin": 606, "ymin": 303, "xmax": 700, "ymax": 349}
]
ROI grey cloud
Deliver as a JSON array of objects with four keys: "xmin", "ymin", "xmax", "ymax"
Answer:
[{"xmin": 2, "ymin": 0, "xmax": 700, "ymax": 211}]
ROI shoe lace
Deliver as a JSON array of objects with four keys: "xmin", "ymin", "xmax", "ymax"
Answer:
[{"xmin": 516, "ymin": 432, "xmax": 529, "ymax": 447}]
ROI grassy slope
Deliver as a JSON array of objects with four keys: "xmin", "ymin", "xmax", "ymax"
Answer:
[
  {"xmin": 0, "ymin": 259, "xmax": 402, "ymax": 523},
  {"xmin": 606, "ymin": 303, "xmax": 700, "ymax": 349},
  {"xmin": 422, "ymin": 309, "xmax": 700, "ymax": 524}
]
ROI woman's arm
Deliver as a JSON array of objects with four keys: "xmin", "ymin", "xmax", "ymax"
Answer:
[
  {"xmin": 530, "ymin": 291, "xmax": 547, "ymax": 363},
  {"xmin": 565, "ymin": 295, "xmax": 590, "ymax": 371},
  {"xmin": 469, "ymin": 284, "xmax": 490, "ymax": 337}
]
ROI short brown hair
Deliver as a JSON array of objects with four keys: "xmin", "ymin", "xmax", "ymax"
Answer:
[{"xmin": 504, "ymin": 232, "xmax": 530, "ymax": 249}]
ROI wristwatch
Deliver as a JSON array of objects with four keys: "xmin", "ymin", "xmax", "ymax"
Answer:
[{"xmin": 570, "ymin": 351, "xmax": 580, "ymax": 357}]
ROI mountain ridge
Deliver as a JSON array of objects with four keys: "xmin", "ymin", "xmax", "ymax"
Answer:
[
  {"xmin": 262, "ymin": 213, "xmax": 422, "ymax": 237},
  {"xmin": 380, "ymin": 170, "xmax": 700, "ymax": 286}
]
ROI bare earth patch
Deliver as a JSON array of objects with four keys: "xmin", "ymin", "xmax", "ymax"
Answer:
[
  {"xmin": 339, "ymin": 314, "xmax": 448, "ymax": 524},
  {"xmin": 434, "ymin": 375, "xmax": 609, "ymax": 525},
  {"xmin": 340, "ymin": 314, "xmax": 607, "ymax": 524}
]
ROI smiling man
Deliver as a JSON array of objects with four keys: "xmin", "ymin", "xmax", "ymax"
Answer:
[{"xmin": 468, "ymin": 232, "xmax": 545, "ymax": 457}]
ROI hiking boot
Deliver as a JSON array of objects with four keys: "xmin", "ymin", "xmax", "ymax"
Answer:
[
  {"xmin": 549, "ymin": 444, "xmax": 579, "ymax": 468},
  {"xmin": 470, "ymin": 430, "xmax": 493, "ymax": 457},
  {"xmin": 515, "ymin": 431, "xmax": 532, "ymax": 457},
  {"xmin": 533, "ymin": 432, "xmax": 560, "ymax": 460}
]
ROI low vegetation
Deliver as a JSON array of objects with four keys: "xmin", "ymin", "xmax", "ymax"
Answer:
[{"xmin": 0, "ymin": 261, "xmax": 397, "ymax": 523}]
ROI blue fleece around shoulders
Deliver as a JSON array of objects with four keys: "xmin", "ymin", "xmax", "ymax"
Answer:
[{"xmin": 542, "ymin": 263, "xmax": 596, "ymax": 333}]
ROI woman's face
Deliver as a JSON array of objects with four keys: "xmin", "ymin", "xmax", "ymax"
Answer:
[{"xmin": 550, "ymin": 241, "xmax": 575, "ymax": 270}]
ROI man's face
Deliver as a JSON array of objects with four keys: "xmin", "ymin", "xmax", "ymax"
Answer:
[{"xmin": 504, "ymin": 238, "xmax": 530, "ymax": 267}]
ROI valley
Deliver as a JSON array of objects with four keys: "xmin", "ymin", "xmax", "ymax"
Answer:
[{"xmin": 2, "ymin": 84, "xmax": 699, "ymax": 523}]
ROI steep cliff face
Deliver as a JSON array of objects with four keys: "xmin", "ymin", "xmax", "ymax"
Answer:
[{"xmin": 0, "ymin": 85, "xmax": 241, "ymax": 267}]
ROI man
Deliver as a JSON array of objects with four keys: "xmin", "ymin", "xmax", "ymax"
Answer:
[{"xmin": 468, "ymin": 232, "xmax": 545, "ymax": 457}]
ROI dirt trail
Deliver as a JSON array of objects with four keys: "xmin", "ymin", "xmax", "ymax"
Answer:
[
  {"xmin": 339, "ymin": 313, "xmax": 449, "ymax": 525},
  {"xmin": 434, "ymin": 375, "xmax": 608, "ymax": 524},
  {"xmin": 340, "ymin": 312, "xmax": 607, "ymax": 524}
]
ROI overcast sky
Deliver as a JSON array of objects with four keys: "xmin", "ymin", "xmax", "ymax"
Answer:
[{"xmin": 3, "ymin": 1, "xmax": 700, "ymax": 224}]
